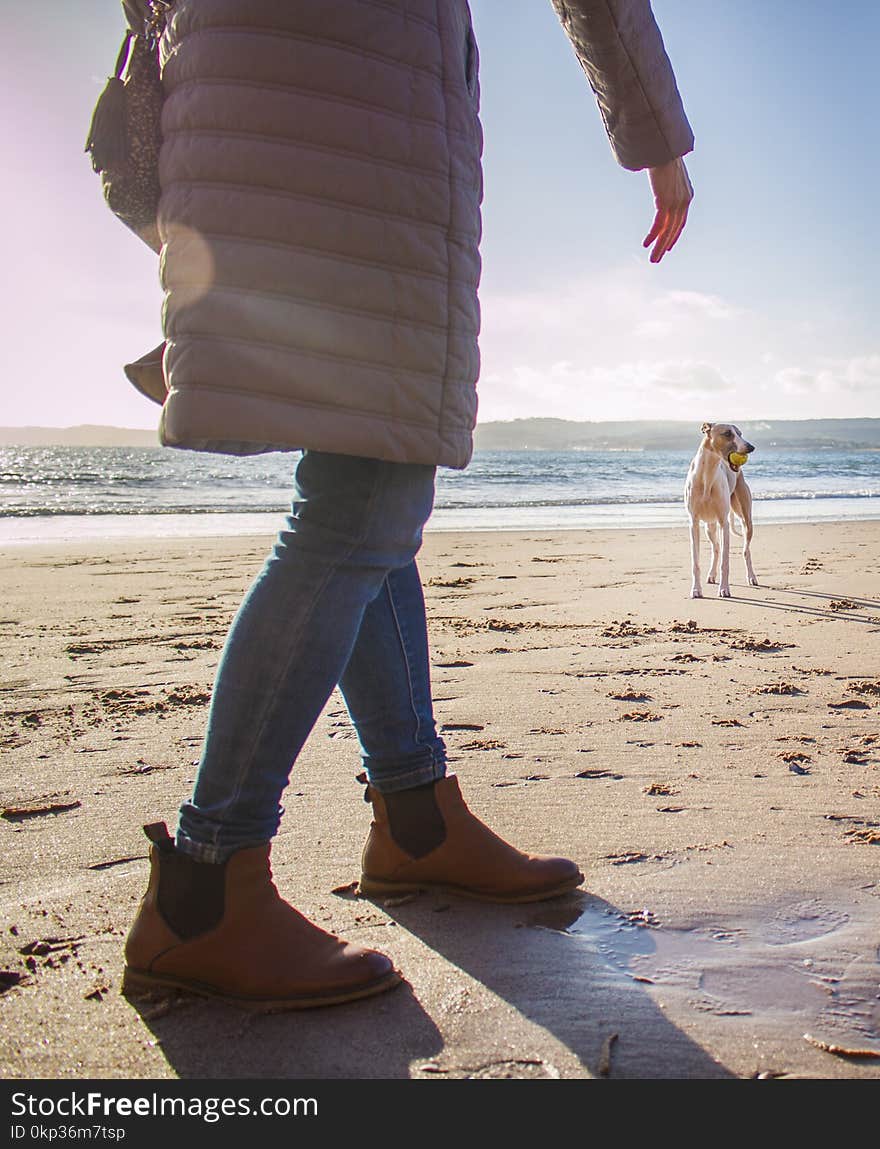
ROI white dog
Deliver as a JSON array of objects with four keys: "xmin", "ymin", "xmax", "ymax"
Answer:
[{"xmin": 684, "ymin": 422, "xmax": 758, "ymax": 598}]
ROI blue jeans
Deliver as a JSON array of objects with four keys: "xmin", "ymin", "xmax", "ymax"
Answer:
[{"xmin": 177, "ymin": 451, "xmax": 447, "ymax": 862}]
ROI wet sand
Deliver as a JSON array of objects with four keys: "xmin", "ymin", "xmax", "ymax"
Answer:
[{"xmin": 0, "ymin": 520, "xmax": 879, "ymax": 1079}]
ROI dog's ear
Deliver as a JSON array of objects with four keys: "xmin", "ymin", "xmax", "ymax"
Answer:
[{"xmin": 700, "ymin": 422, "xmax": 712, "ymax": 436}]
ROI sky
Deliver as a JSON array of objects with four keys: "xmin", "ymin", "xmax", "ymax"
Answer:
[{"xmin": 1, "ymin": 0, "xmax": 877, "ymax": 429}]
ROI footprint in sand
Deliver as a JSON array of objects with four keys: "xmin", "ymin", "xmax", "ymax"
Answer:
[
  {"xmin": 755, "ymin": 682, "xmax": 804, "ymax": 695},
  {"xmin": 118, "ymin": 761, "xmax": 175, "ymax": 776},
  {"xmin": 781, "ymin": 753, "xmax": 813, "ymax": 772},
  {"xmin": 842, "ymin": 826, "xmax": 880, "ymax": 844},
  {"xmin": 604, "ymin": 851, "xmax": 655, "ymax": 865},
  {"xmin": 759, "ymin": 898, "xmax": 849, "ymax": 945},
  {"xmin": 602, "ymin": 620, "xmax": 659, "ymax": 639},
  {"xmin": 850, "ymin": 681, "xmax": 880, "ymax": 696},
  {"xmin": 839, "ymin": 748, "xmax": 870, "ymax": 764},
  {"xmin": 728, "ymin": 638, "xmax": 790, "ymax": 653}
]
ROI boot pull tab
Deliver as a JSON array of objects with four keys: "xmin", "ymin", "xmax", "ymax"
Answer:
[
  {"xmin": 143, "ymin": 821, "xmax": 175, "ymax": 852},
  {"xmin": 356, "ymin": 771, "xmax": 370, "ymax": 801}
]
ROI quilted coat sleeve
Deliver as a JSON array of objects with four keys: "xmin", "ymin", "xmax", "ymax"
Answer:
[{"xmin": 550, "ymin": 0, "xmax": 694, "ymax": 170}]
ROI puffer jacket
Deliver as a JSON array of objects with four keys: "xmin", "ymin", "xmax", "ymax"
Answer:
[{"xmin": 124, "ymin": 0, "xmax": 692, "ymax": 468}]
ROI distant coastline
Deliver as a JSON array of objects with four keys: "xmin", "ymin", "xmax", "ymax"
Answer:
[
  {"xmin": 473, "ymin": 417, "xmax": 880, "ymax": 452},
  {"xmin": 0, "ymin": 425, "xmax": 159, "ymax": 448},
  {"xmin": 2, "ymin": 417, "xmax": 880, "ymax": 451}
]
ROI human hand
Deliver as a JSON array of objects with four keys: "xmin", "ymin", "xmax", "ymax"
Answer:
[{"xmin": 643, "ymin": 157, "xmax": 693, "ymax": 263}]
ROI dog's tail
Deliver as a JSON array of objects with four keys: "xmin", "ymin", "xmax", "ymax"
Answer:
[{"xmin": 729, "ymin": 510, "xmax": 744, "ymax": 537}]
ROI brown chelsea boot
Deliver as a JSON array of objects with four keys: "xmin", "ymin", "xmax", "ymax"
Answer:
[
  {"xmin": 359, "ymin": 775, "xmax": 584, "ymax": 903},
  {"xmin": 123, "ymin": 823, "xmax": 400, "ymax": 1009}
]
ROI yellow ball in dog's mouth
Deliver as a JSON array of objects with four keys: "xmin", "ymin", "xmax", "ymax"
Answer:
[{"xmin": 728, "ymin": 451, "xmax": 749, "ymax": 470}]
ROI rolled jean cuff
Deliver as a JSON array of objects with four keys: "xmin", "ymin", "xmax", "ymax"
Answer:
[
  {"xmin": 363, "ymin": 742, "xmax": 447, "ymax": 794},
  {"xmin": 174, "ymin": 827, "xmax": 269, "ymax": 865}
]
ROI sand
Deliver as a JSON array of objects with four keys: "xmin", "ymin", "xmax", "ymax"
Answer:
[{"xmin": 0, "ymin": 520, "xmax": 878, "ymax": 1080}]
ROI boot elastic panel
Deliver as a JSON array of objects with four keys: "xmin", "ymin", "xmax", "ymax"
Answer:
[
  {"xmin": 142, "ymin": 822, "xmax": 229, "ymax": 941},
  {"xmin": 379, "ymin": 782, "xmax": 447, "ymax": 860}
]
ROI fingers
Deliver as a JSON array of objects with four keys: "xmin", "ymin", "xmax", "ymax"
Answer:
[
  {"xmin": 644, "ymin": 158, "xmax": 693, "ymax": 263},
  {"xmin": 643, "ymin": 210, "xmax": 677, "ymax": 262},
  {"xmin": 666, "ymin": 202, "xmax": 690, "ymax": 252},
  {"xmin": 643, "ymin": 213, "xmax": 663, "ymax": 249},
  {"xmin": 644, "ymin": 201, "xmax": 691, "ymax": 263}
]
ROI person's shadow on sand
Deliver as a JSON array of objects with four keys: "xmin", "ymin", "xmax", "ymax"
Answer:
[
  {"xmin": 376, "ymin": 890, "xmax": 736, "ymax": 1079},
  {"xmin": 128, "ymin": 891, "xmax": 733, "ymax": 1078},
  {"xmin": 127, "ymin": 971, "xmax": 443, "ymax": 1078}
]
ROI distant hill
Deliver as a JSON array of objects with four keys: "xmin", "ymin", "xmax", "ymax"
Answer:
[
  {"xmin": 0, "ymin": 425, "xmax": 158, "ymax": 447},
  {"xmin": 473, "ymin": 418, "xmax": 880, "ymax": 451},
  {"xmin": 2, "ymin": 418, "xmax": 879, "ymax": 451}
]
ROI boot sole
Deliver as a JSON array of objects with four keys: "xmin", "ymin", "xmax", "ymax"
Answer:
[
  {"xmin": 358, "ymin": 872, "xmax": 584, "ymax": 904},
  {"xmin": 121, "ymin": 965, "xmax": 402, "ymax": 1011}
]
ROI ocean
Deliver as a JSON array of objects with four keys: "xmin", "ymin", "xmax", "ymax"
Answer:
[{"xmin": 1, "ymin": 445, "xmax": 879, "ymax": 544}]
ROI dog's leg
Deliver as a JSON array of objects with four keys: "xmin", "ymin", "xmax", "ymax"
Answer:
[
  {"xmin": 707, "ymin": 522, "xmax": 721, "ymax": 584},
  {"xmin": 731, "ymin": 482, "xmax": 758, "ymax": 586},
  {"xmin": 743, "ymin": 520, "xmax": 758, "ymax": 586},
  {"xmin": 718, "ymin": 516, "xmax": 732, "ymax": 597},
  {"xmin": 689, "ymin": 516, "xmax": 703, "ymax": 598}
]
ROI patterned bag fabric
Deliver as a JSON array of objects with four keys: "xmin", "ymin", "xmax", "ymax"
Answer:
[{"xmin": 84, "ymin": 3, "xmax": 173, "ymax": 252}]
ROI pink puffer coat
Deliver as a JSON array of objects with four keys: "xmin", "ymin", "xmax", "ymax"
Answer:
[{"xmin": 125, "ymin": 0, "xmax": 692, "ymax": 467}]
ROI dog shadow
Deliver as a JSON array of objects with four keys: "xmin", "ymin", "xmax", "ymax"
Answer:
[
  {"xmin": 364, "ymin": 890, "xmax": 736, "ymax": 1079},
  {"xmin": 723, "ymin": 582, "xmax": 880, "ymax": 623},
  {"xmin": 777, "ymin": 587, "xmax": 880, "ymax": 609}
]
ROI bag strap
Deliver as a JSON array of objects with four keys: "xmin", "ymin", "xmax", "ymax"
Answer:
[
  {"xmin": 112, "ymin": 30, "xmax": 135, "ymax": 80},
  {"xmin": 144, "ymin": 1, "xmax": 174, "ymax": 51}
]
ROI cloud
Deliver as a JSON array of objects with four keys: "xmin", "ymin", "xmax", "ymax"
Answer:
[
  {"xmin": 840, "ymin": 355, "xmax": 880, "ymax": 391},
  {"xmin": 477, "ymin": 267, "xmax": 744, "ymax": 419},
  {"xmin": 478, "ymin": 358, "xmax": 735, "ymax": 422},
  {"xmin": 634, "ymin": 289, "xmax": 738, "ymax": 338},
  {"xmin": 663, "ymin": 290, "xmax": 738, "ymax": 319},
  {"xmin": 481, "ymin": 269, "xmax": 737, "ymax": 345},
  {"xmin": 775, "ymin": 355, "xmax": 880, "ymax": 396},
  {"xmin": 475, "ymin": 266, "xmax": 879, "ymax": 422},
  {"xmin": 652, "ymin": 361, "xmax": 734, "ymax": 393},
  {"xmin": 777, "ymin": 367, "xmax": 818, "ymax": 395}
]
